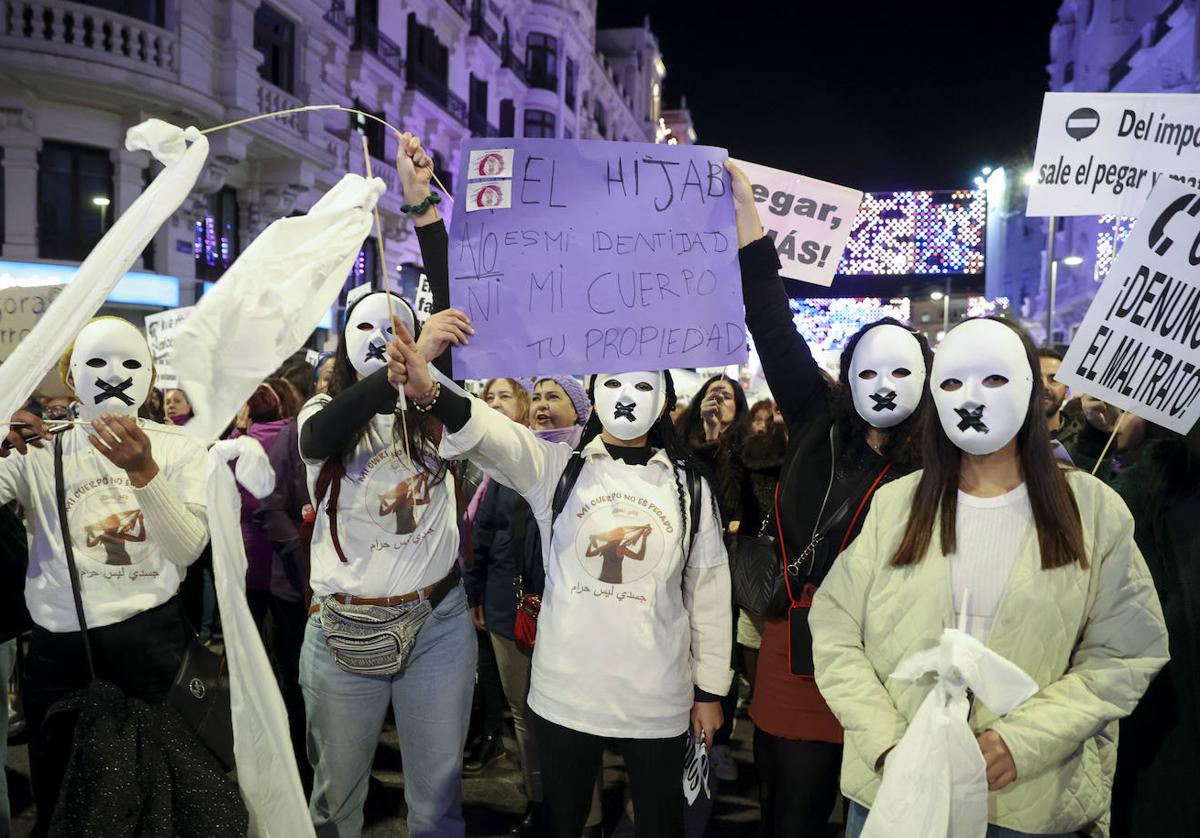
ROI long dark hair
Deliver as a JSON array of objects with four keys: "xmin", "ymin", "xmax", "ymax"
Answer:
[
  {"xmin": 890, "ymin": 317, "xmax": 1086, "ymax": 569},
  {"xmin": 674, "ymin": 374, "xmax": 749, "ymax": 446},
  {"xmin": 830, "ymin": 317, "xmax": 933, "ymax": 468},
  {"xmin": 579, "ymin": 371, "xmax": 718, "ymax": 546},
  {"xmin": 327, "ymin": 292, "xmax": 446, "ymax": 482}
]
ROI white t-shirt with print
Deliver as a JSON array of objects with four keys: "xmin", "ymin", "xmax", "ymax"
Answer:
[
  {"xmin": 299, "ymin": 395, "xmax": 459, "ymax": 598},
  {"xmin": 0, "ymin": 423, "xmax": 206, "ymax": 631},
  {"xmin": 441, "ymin": 396, "xmax": 733, "ymax": 739}
]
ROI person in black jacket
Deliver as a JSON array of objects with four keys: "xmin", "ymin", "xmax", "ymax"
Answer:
[{"xmin": 724, "ymin": 161, "xmax": 933, "ymax": 838}]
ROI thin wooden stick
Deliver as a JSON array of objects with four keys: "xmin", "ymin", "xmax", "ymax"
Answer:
[
  {"xmin": 200, "ymin": 105, "xmax": 453, "ymax": 200},
  {"xmin": 1091, "ymin": 410, "xmax": 1126, "ymax": 476},
  {"xmin": 360, "ymin": 134, "xmax": 412, "ymax": 464}
]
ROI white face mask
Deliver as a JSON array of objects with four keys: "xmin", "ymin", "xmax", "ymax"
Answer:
[
  {"xmin": 931, "ymin": 319, "xmax": 1033, "ymax": 456},
  {"xmin": 69, "ymin": 319, "xmax": 153, "ymax": 421},
  {"xmin": 849, "ymin": 324, "xmax": 927, "ymax": 428},
  {"xmin": 592, "ymin": 371, "xmax": 666, "ymax": 441},
  {"xmin": 344, "ymin": 292, "xmax": 415, "ymax": 378}
]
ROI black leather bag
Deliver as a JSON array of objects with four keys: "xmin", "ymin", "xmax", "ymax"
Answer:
[
  {"xmin": 728, "ymin": 482, "xmax": 790, "ymax": 618},
  {"xmin": 53, "ymin": 434, "xmax": 236, "ymax": 773}
]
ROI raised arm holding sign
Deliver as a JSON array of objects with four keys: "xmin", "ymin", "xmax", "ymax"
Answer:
[{"xmin": 448, "ymin": 139, "xmax": 747, "ymax": 379}]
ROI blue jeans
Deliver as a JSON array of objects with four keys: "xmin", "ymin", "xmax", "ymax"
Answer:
[
  {"xmin": 301, "ymin": 584, "xmax": 476, "ymax": 838},
  {"xmin": 845, "ymin": 801, "xmax": 1080, "ymax": 838}
]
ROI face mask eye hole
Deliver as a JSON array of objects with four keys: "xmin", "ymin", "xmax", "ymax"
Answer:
[
  {"xmin": 940, "ymin": 379, "xmax": 962, "ymax": 392},
  {"xmin": 634, "ymin": 382, "xmax": 654, "ymax": 392},
  {"xmin": 858, "ymin": 370, "xmax": 877, "ymax": 380},
  {"xmin": 86, "ymin": 358, "xmax": 106, "ymax": 369},
  {"xmin": 892, "ymin": 368, "xmax": 911, "ymax": 378},
  {"xmin": 355, "ymin": 322, "xmax": 373, "ymax": 332},
  {"xmin": 983, "ymin": 375, "xmax": 1010, "ymax": 388},
  {"xmin": 122, "ymin": 360, "xmax": 142, "ymax": 370},
  {"xmin": 603, "ymin": 379, "xmax": 621, "ymax": 389}
]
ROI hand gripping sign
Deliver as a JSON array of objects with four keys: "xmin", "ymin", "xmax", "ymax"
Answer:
[{"xmin": 449, "ymin": 138, "xmax": 746, "ymax": 379}]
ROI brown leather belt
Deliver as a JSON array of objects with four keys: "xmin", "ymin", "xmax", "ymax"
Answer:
[{"xmin": 309, "ymin": 567, "xmax": 460, "ymax": 614}]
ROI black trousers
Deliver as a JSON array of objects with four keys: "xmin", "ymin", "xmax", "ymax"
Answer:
[
  {"xmin": 753, "ymin": 727, "xmax": 842, "ymax": 838},
  {"xmin": 533, "ymin": 710, "xmax": 684, "ymax": 838},
  {"xmin": 22, "ymin": 597, "xmax": 188, "ymax": 838}
]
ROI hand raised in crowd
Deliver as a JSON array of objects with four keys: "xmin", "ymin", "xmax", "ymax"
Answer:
[
  {"xmin": 416, "ymin": 308, "xmax": 473, "ymax": 363},
  {"xmin": 724, "ymin": 160, "xmax": 765, "ymax": 248},
  {"xmin": 386, "ymin": 319, "xmax": 437, "ymax": 403},
  {"xmin": 700, "ymin": 390, "xmax": 726, "ymax": 441},
  {"xmin": 1, "ymin": 409, "xmax": 52, "ymax": 457},
  {"xmin": 87, "ymin": 414, "xmax": 159, "ymax": 487},
  {"xmin": 394, "ymin": 131, "xmax": 435, "ymax": 206},
  {"xmin": 977, "ymin": 729, "xmax": 1017, "ymax": 791},
  {"xmin": 690, "ymin": 700, "xmax": 723, "ymax": 751}
]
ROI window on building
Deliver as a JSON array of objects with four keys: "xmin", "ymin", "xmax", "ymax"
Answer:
[
  {"xmin": 340, "ymin": 236, "xmax": 379, "ymax": 312},
  {"xmin": 565, "ymin": 58, "xmax": 577, "ymax": 110},
  {"xmin": 499, "ymin": 99, "xmax": 515, "ymax": 137},
  {"xmin": 407, "ymin": 13, "xmax": 450, "ymax": 88},
  {"xmin": 526, "ymin": 32, "xmax": 558, "ymax": 91},
  {"xmin": 432, "ymin": 151, "xmax": 453, "ymax": 195},
  {"xmin": 253, "ymin": 4, "xmax": 295, "ymax": 93},
  {"xmin": 37, "ymin": 141, "xmax": 113, "ymax": 262},
  {"xmin": 77, "ymin": 0, "xmax": 166, "ymax": 26},
  {"xmin": 355, "ymin": 0, "xmax": 381, "ymax": 51},
  {"xmin": 193, "ymin": 188, "xmax": 240, "ymax": 281},
  {"xmin": 1064, "ymin": 61, "xmax": 1075, "ymax": 85},
  {"xmin": 593, "ymin": 101, "xmax": 607, "ymax": 138},
  {"xmin": 351, "ymin": 99, "xmax": 387, "ymax": 161},
  {"xmin": 523, "ymin": 109, "xmax": 556, "ymax": 139},
  {"xmin": 469, "ymin": 74, "xmax": 489, "ymax": 135},
  {"xmin": 564, "ymin": 126, "xmax": 573, "ymax": 139}
]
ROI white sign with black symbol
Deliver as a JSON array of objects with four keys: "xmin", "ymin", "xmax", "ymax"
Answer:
[
  {"xmin": 467, "ymin": 148, "xmax": 516, "ymax": 181},
  {"xmin": 466, "ymin": 180, "xmax": 513, "ymax": 213},
  {"xmin": 683, "ymin": 735, "xmax": 710, "ymax": 806},
  {"xmin": 1028, "ymin": 92, "xmax": 1200, "ymax": 217},
  {"xmin": 143, "ymin": 306, "xmax": 194, "ymax": 390},
  {"xmin": 1057, "ymin": 177, "xmax": 1200, "ymax": 434},
  {"xmin": 732, "ymin": 159, "xmax": 862, "ymax": 287}
]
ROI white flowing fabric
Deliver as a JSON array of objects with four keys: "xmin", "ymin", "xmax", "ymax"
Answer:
[
  {"xmin": 207, "ymin": 437, "xmax": 315, "ymax": 838},
  {"xmin": 0, "ymin": 119, "xmax": 208, "ymax": 423},
  {"xmin": 173, "ymin": 173, "xmax": 387, "ymax": 444},
  {"xmin": 862, "ymin": 598, "xmax": 1039, "ymax": 838}
]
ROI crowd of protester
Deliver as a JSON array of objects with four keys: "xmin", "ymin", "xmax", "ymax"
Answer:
[{"xmin": 0, "ymin": 134, "xmax": 1191, "ymax": 838}]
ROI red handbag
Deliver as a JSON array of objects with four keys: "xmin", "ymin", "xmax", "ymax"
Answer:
[{"xmin": 514, "ymin": 587, "xmax": 541, "ymax": 650}]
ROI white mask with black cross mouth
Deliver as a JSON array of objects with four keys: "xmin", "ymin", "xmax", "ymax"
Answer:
[
  {"xmin": 931, "ymin": 319, "xmax": 1033, "ymax": 456},
  {"xmin": 592, "ymin": 371, "xmax": 666, "ymax": 441},
  {"xmin": 69, "ymin": 319, "xmax": 153, "ymax": 422},
  {"xmin": 848, "ymin": 324, "xmax": 927, "ymax": 429},
  {"xmin": 344, "ymin": 292, "xmax": 416, "ymax": 378}
]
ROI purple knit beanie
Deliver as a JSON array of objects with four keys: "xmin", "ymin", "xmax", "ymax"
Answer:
[{"xmin": 537, "ymin": 375, "xmax": 591, "ymax": 425}]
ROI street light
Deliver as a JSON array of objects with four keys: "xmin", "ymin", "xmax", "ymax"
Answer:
[
  {"xmin": 1047, "ymin": 253, "xmax": 1083, "ymax": 345},
  {"xmin": 92, "ymin": 196, "xmax": 111, "ymax": 232},
  {"xmin": 930, "ymin": 289, "xmax": 949, "ymax": 338}
]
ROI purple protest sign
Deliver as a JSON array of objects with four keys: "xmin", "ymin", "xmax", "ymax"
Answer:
[{"xmin": 448, "ymin": 138, "xmax": 746, "ymax": 378}]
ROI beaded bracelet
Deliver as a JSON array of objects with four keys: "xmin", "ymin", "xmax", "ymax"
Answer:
[
  {"xmin": 412, "ymin": 380, "xmax": 441, "ymax": 412},
  {"xmin": 400, "ymin": 192, "xmax": 442, "ymax": 215}
]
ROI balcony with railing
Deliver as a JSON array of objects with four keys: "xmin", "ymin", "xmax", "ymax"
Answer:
[
  {"xmin": 468, "ymin": 111, "xmax": 498, "ymax": 138},
  {"xmin": 324, "ymin": 2, "xmax": 404, "ymax": 79},
  {"xmin": 469, "ymin": 3, "xmax": 500, "ymax": 56},
  {"xmin": 2, "ymin": 0, "xmax": 178, "ymax": 80},
  {"xmin": 501, "ymin": 44, "xmax": 527, "ymax": 81},
  {"xmin": 444, "ymin": 0, "xmax": 466, "ymax": 19},
  {"xmin": 406, "ymin": 58, "xmax": 468, "ymax": 126}
]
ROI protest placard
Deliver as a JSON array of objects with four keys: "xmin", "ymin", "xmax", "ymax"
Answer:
[
  {"xmin": 0, "ymin": 284, "xmax": 63, "ymax": 362},
  {"xmin": 1028, "ymin": 92, "xmax": 1200, "ymax": 217},
  {"xmin": 731, "ymin": 160, "xmax": 861, "ymax": 286},
  {"xmin": 1057, "ymin": 178, "xmax": 1200, "ymax": 434},
  {"xmin": 144, "ymin": 306, "xmax": 194, "ymax": 390},
  {"xmin": 448, "ymin": 138, "xmax": 745, "ymax": 378},
  {"xmin": 413, "ymin": 272, "xmax": 433, "ymax": 323}
]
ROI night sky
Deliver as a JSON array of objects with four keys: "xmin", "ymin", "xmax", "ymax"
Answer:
[{"xmin": 597, "ymin": 0, "xmax": 1061, "ymax": 192}]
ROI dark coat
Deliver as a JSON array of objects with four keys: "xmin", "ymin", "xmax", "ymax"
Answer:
[{"xmin": 464, "ymin": 481, "xmax": 541, "ymax": 640}]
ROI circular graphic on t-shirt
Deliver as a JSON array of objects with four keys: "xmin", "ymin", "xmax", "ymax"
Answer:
[
  {"xmin": 359, "ymin": 449, "xmax": 433, "ymax": 537},
  {"xmin": 66, "ymin": 479, "xmax": 152, "ymax": 566},
  {"xmin": 572, "ymin": 499, "xmax": 673, "ymax": 585}
]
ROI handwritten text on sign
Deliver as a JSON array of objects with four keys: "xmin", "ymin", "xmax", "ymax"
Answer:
[
  {"xmin": 448, "ymin": 139, "xmax": 746, "ymax": 378},
  {"xmin": 144, "ymin": 306, "xmax": 193, "ymax": 390},
  {"xmin": 0, "ymin": 284, "xmax": 63, "ymax": 362},
  {"xmin": 732, "ymin": 159, "xmax": 861, "ymax": 287},
  {"xmin": 1058, "ymin": 178, "xmax": 1200, "ymax": 434},
  {"xmin": 1028, "ymin": 92, "xmax": 1200, "ymax": 217}
]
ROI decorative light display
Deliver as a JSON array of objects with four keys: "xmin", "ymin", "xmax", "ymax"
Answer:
[
  {"xmin": 965, "ymin": 296, "xmax": 1011, "ymax": 318},
  {"xmin": 786, "ymin": 297, "xmax": 912, "ymax": 351},
  {"xmin": 838, "ymin": 189, "xmax": 986, "ymax": 276},
  {"xmin": 1095, "ymin": 215, "xmax": 1136, "ymax": 283},
  {"xmin": 193, "ymin": 214, "xmax": 235, "ymax": 273}
]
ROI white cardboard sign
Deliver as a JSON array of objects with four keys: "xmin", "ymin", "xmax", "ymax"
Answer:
[
  {"xmin": 1028, "ymin": 92, "xmax": 1200, "ymax": 217},
  {"xmin": 1058, "ymin": 178, "xmax": 1200, "ymax": 434},
  {"xmin": 144, "ymin": 306, "xmax": 194, "ymax": 390},
  {"xmin": 732, "ymin": 160, "xmax": 861, "ymax": 286},
  {"xmin": 0, "ymin": 284, "xmax": 64, "ymax": 362}
]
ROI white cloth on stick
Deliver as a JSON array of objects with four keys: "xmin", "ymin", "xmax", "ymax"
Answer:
[
  {"xmin": 172, "ymin": 174, "xmax": 386, "ymax": 444},
  {"xmin": 0, "ymin": 120, "xmax": 208, "ymax": 424},
  {"xmin": 206, "ymin": 438, "xmax": 314, "ymax": 838},
  {"xmin": 861, "ymin": 595, "xmax": 1038, "ymax": 838}
]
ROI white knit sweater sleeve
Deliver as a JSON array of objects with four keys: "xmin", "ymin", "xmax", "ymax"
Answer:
[{"xmin": 132, "ymin": 473, "xmax": 209, "ymax": 567}]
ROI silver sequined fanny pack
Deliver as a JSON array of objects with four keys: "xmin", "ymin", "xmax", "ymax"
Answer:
[{"xmin": 319, "ymin": 597, "xmax": 433, "ymax": 676}]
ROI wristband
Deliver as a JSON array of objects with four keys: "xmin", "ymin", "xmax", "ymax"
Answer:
[{"xmin": 400, "ymin": 192, "xmax": 442, "ymax": 215}]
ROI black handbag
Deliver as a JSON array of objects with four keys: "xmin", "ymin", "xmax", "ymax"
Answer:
[
  {"xmin": 728, "ymin": 481, "xmax": 790, "ymax": 618},
  {"xmin": 52, "ymin": 434, "xmax": 236, "ymax": 772}
]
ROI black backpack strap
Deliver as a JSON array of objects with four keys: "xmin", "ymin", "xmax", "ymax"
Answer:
[
  {"xmin": 53, "ymin": 434, "xmax": 95, "ymax": 680},
  {"xmin": 684, "ymin": 465, "xmax": 702, "ymax": 559},
  {"xmin": 550, "ymin": 452, "xmax": 586, "ymax": 527}
]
